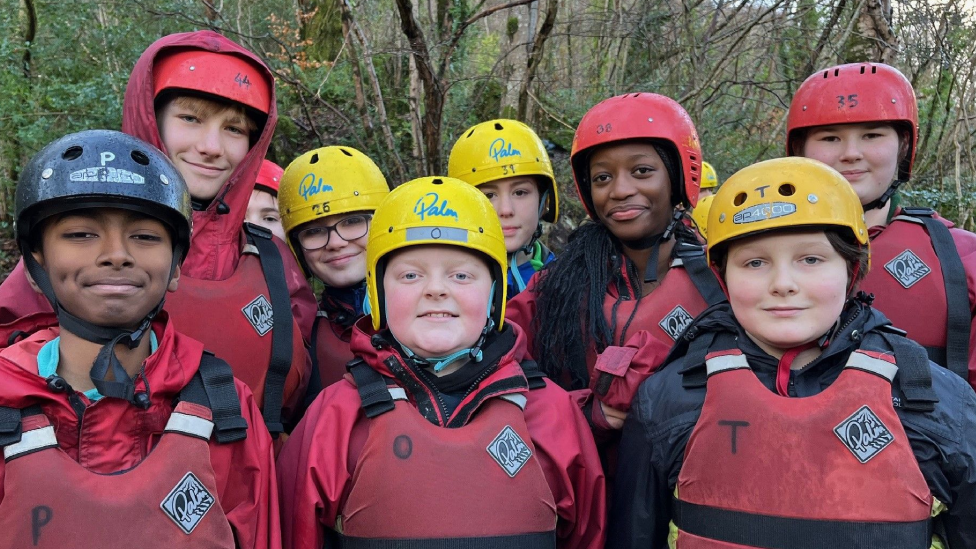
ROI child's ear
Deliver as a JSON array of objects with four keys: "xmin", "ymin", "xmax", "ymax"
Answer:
[
  {"xmin": 167, "ymin": 264, "xmax": 181, "ymax": 293},
  {"xmin": 26, "ymin": 252, "xmax": 45, "ymax": 295}
]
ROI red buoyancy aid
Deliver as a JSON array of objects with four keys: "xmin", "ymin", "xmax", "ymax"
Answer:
[
  {"xmin": 312, "ymin": 313, "xmax": 355, "ymax": 391},
  {"xmin": 165, "ymin": 248, "xmax": 307, "ymax": 428},
  {"xmin": 600, "ymin": 266, "xmax": 710, "ymax": 356},
  {"xmin": 674, "ymin": 350, "xmax": 933, "ymax": 548},
  {"xmin": 338, "ymin": 389, "xmax": 558, "ymax": 547},
  {"xmin": 0, "ymin": 401, "xmax": 235, "ymax": 548},
  {"xmin": 863, "ymin": 215, "xmax": 952, "ymax": 360}
]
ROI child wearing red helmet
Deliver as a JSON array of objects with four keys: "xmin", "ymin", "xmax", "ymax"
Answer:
[
  {"xmin": 0, "ymin": 31, "xmax": 316, "ymax": 439},
  {"xmin": 506, "ymin": 93, "xmax": 725, "ymax": 468},
  {"xmin": 246, "ymin": 160, "xmax": 286, "ymax": 241},
  {"xmin": 787, "ymin": 63, "xmax": 976, "ymax": 390}
]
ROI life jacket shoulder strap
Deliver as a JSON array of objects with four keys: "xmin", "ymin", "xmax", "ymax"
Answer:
[
  {"xmin": 178, "ymin": 352, "xmax": 248, "ymax": 444},
  {"xmin": 518, "ymin": 359, "xmax": 548, "ymax": 390},
  {"xmin": 674, "ymin": 240, "xmax": 726, "ymax": 307},
  {"xmin": 348, "ymin": 359, "xmax": 397, "ymax": 418},
  {"xmin": 871, "ymin": 331, "xmax": 939, "ymax": 412},
  {"xmin": 0, "ymin": 405, "xmax": 55, "ymax": 461},
  {"xmin": 243, "ymin": 222, "xmax": 295, "ymax": 437},
  {"xmin": 0, "ymin": 405, "xmax": 22, "ymax": 447},
  {"xmin": 895, "ymin": 208, "xmax": 971, "ymax": 380}
]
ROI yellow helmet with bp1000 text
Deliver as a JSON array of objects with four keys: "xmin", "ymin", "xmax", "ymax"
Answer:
[
  {"xmin": 279, "ymin": 146, "xmax": 390, "ymax": 263},
  {"xmin": 366, "ymin": 176, "xmax": 508, "ymax": 331},
  {"xmin": 447, "ymin": 119, "xmax": 558, "ymax": 223},
  {"xmin": 707, "ymin": 157, "xmax": 868, "ymax": 266}
]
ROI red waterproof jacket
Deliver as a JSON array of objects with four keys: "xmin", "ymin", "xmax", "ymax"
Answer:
[
  {"xmin": 0, "ymin": 317, "xmax": 281, "ymax": 548},
  {"xmin": 506, "ymin": 258, "xmax": 708, "ymax": 430},
  {"xmin": 863, "ymin": 208, "xmax": 976, "ymax": 388},
  {"xmin": 277, "ymin": 320, "xmax": 606, "ymax": 549},
  {"xmin": 0, "ymin": 31, "xmax": 317, "ymax": 424}
]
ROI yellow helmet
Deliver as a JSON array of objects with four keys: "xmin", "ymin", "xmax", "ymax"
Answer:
[
  {"xmin": 690, "ymin": 193, "xmax": 714, "ymax": 240},
  {"xmin": 279, "ymin": 146, "xmax": 390, "ymax": 256},
  {"xmin": 701, "ymin": 161, "xmax": 719, "ymax": 190},
  {"xmin": 447, "ymin": 119, "xmax": 558, "ymax": 223},
  {"xmin": 707, "ymin": 157, "xmax": 868, "ymax": 265},
  {"xmin": 366, "ymin": 176, "xmax": 508, "ymax": 330}
]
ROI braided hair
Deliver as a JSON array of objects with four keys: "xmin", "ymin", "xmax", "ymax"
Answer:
[{"xmin": 533, "ymin": 140, "xmax": 688, "ymax": 389}]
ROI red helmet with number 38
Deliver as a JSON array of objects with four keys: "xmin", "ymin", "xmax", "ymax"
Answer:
[
  {"xmin": 570, "ymin": 93, "xmax": 703, "ymax": 219},
  {"xmin": 787, "ymin": 63, "xmax": 918, "ymax": 181}
]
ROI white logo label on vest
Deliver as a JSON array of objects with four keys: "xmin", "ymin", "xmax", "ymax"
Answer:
[
  {"xmin": 487, "ymin": 425, "xmax": 532, "ymax": 477},
  {"xmin": 160, "ymin": 472, "xmax": 215, "ymax": 534},
  {"xmin": 660, "ymin": 305, "xmax": 694, "ymax": 341},
  {"xmin": 884, "ymin": 249, "xmax": 931, "ymax": 288},
  {"xmin": 833, "ymin": 405, "xmax": 894, "ymax": 463},
  {"xmin": 242, "ymin": 294, "xmax": 274, "ymax": 336}
]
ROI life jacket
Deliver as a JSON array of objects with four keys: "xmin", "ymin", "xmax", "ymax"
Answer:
[
  {"xmin": 864, "ymin": 208, "xmax": 971, "ymax": 382},
  {"xmin": 164, "ymin": 223, "xmax": 303, "ymax": 436},
  {"xmin": 0, "ymin": 311, "xmax": 57, "ymax": 349},
  {"xmin": 336, "ymin": 363, "xmax": 557, "ymax": 548},
  {"xmin": 310, "ymin": 312, "xmax": 356, "ymax": 395},
  {"xmin": 672, "ymin": 348, "xmax": 933, "ymax": 548},
  {"xmin": 0, "ymin": 354, "xmax": 247, "ymax": 549}
]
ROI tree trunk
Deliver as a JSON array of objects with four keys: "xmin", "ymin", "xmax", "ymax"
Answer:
[{"xmin": 517, "ymin": 0, "xmax": 559, "ymax": 122}]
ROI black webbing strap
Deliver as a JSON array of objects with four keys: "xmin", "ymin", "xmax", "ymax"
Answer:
[
  {"xmin": 179, "ymin": 352, "xmax": 248, "ymax": 444},
  {"xmin": 348, "ymin": 360, "xmax": 396, "ymax": 418},
  {"xmin": 519, "ymin": 359, "xmax": 548, "ymax": 390},
  {"xmin": 672, "ymin": 499, "xmax": 931, "ymax": 548},
  {"xmin": 880, "ymin": 332, "xmax": 939, "ymax": 413},
  {"xmin": 674, "ymin": 240, "xmax": 726, "ymax": 307},
  {"xmin": 923, "ymin": 345, "xmax": 947, "ymax": 367},
  {"xmin": 338, "ymin": 531, "xmax": 556, "ymax": 549},
  {"xmin": 901, "ymin": 208, "xmax": 971, "ymax": 380},
  {"xmin": 0, "ymin": 406, "xmax": 23, "ymax": 447},
  {"xmin": 244, "ymin": 222, "xmax": 294, "ymax": 437},
  {"xmin": 303, "ymin": 315, "xmax": 325, "ymax": 410}
]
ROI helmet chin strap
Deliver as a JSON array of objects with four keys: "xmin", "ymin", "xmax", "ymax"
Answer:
[
  {"xmin": 21, "ymin": 243, "xmax": 182, "ymax": 409},
  {"xmin": 862, "ymin": 179, "xmax": 904, "ymax": 211},
  {"xmin": 620, "ymin": 210, "xmax": 683, "ymax": 283},
  {"xmin": 387, "ymin": 282, "xmax": 496, "ymax": 372}
]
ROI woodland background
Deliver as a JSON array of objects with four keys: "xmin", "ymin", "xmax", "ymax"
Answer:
[{"xmin": 2, "ymin": 0, "xmax": 976, "ymax": 278}]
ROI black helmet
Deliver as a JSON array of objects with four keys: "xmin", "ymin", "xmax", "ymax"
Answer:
[
  {"xmin": 16, "ymin": 129, "xmax": 191, "ymax": 260},
  {"xmin": 16, "ymin": 130, "xmax": 192, "ymax": 409}
]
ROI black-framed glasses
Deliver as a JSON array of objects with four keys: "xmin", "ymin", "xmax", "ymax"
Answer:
[{"xmin": 297, "ymin": 214, "xmax": 371, "ymax": 250}]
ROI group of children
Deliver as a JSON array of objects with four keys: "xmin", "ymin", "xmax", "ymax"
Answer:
[{"xmin": 0, "ymin": 28, "xmax": 974, "ymax": 549}]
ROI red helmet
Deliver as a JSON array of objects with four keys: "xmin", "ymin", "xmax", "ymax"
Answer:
[
  {"xmin": 254, "ymin": 159, "xmax": 284, "ymax": 195},
  {"xmin": 787, "ymin": 63, "xmax": 918, "ymax": 180},
  {"xmin": 153, "ymin": 49, "xmax": 271, "ymax": 114},
  {"xmin": 570, "ymin": 93, "xmax": 702, "ymax": 218}
]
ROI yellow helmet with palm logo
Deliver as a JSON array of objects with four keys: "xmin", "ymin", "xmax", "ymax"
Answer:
[{"xmin": 366, "ymin": 176, "xmax": 508, "ymax": 330}]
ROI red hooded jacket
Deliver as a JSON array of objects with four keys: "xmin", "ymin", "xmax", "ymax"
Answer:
[
  {"xmin": 277, "ymin": 320, "xmax": 606, "ymax": 549},
  {"xmin": 0, "ymin": 317, "xmax": 281, "ymax": 548},
  {"xmin": 0, "ymin": 31, "xmax": 316, "ymax": 421}
]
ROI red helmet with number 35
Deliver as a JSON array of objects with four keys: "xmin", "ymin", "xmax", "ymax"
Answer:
[
  {"xmin": 570, "ymin": 92, "xmax": 703, "ymax": 218},
  {"xmin": 787, "ymin": 63, "xmax": 918, "ymax": 181}
]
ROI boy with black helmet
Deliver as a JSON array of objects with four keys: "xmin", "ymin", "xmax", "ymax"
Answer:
[
  {"xmin": 0, "ymin": 130, "xmax": 279, "ymax": 548},
  {"xmin": 0, "ymin": 31, "xmax": 316, "ymax": 438},
  {"xmin": 277, "ymin": 176, "xmax": 605, "ymax": 549}
]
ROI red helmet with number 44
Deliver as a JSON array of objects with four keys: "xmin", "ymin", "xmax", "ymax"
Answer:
[
  {"xmin": 787, "ymin": 63, "xmax": 918, "ymax": 181},
  {"xmin": 570, "ymin": 93, "xmax": 703, "ymax": 219}
]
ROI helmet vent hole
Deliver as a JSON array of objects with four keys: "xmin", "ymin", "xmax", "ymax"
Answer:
[
  {"xmin": 467, "ymin": 129, "xmax": 475, "ymax": 138},
  {"xmin": 131, "ymin": 150, "xmax": 150, "ymax": 165},
  {"xmin": 822, "ymin": 71, "xmax": 828, "ymax": 79},
  {"xmin": 62, "ymin": 146, "xmax": 83, "ymax": 161},
  {"xmin": 432, "ymin": 178, "xmax": 443, "ymax": 185},
  {"xmin": 872, "ymin": 66, "xmax": 877, "ymax": 74},
  {"xmin": 310, "ymin": 153, "xmax": 319, "ymax": 164},
  {"xmin": 340, "ymin": 148, "xmax": 353, "ymax": 157},
  {"xmin": 860, "ymin": 66, "xmax": 865, "ymax": 74},
  {"xmin": 778, "ymin": 183, "xmax": 796, "ymax": 196},
  {"xmin": 494, "ymin": 123, "xmax": 504, "ymax": 130},
  {"xmin": 834, "ymin": 68, "xmax": 840, "ymax": 76},
  {"xmin": 733, "ymin": 192, "xmax": 748, "ymax": 206}
]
